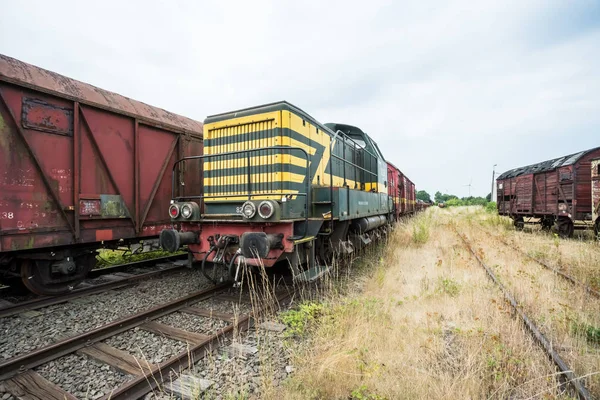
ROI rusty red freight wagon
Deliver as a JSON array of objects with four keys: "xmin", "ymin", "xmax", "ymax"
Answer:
[
  {"xmin": 592, "ymin": 158, "xmax": 600, "ymax": 236},
  {"xmin": 496, "ymin": 147, "xmax": 600, "ymax": 237},
  {"xmin": 386, "ymin": 162, "xmax": 416, "ymax": 220},
  {"xmin": 0, "ymin": 54, "xmax": 203, "ymax": 294}
]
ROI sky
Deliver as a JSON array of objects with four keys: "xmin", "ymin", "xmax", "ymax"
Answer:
[{"xmin": 1, "ymin": 0, "xmax": 599, "ymax": 198}]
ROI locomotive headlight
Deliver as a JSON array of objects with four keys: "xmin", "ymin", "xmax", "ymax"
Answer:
[
  {"xmin": 258, "ymin": 201, "xmax": 274, "ymax": 219},
  {"xmin": 558, "ymin": 203, "xmax": 567, "ymax": 211},
  {"xmin": 181, "ymin": 204, "xmax": 193, "ymax": 219},
  {"xmin": 241, "ymin": 201, "xmax": 256, "ymax": 219},
  {"xmin": 169, "ymin": 204, "xmax": 180, "ymax": 219}
]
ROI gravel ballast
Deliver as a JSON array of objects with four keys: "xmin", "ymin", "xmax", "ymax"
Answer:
[
  {"xmin": 105, "ymin": 328, "xmax": 188, "ymax": 365},
  {"xmin": 157, "ymin": 312, "xmax": 230, "ymax": 336},
  {"xmin": 0, "ymin": 269, "xmax": 214, "ymax": 360},
  {"xmin": 35, "ymin": 354, "xmax": 131, "ymax": 400}
]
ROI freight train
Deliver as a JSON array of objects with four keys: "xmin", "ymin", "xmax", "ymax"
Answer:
[
  {"xmin": 159, "ymin": 102, "xmax": 420, "ymax": 282},
  {"xmin": 0, "ymin": 54, "xmax": 203, "ymax": 295},
  {"xmin": 0, "ymin": 55, "xmax": 422, "ymax": 295},
  {"xmin": 496, "ymin": 147, "xmax": 600, "ymax": 238}
]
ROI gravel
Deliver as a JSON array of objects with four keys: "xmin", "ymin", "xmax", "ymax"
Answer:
[
  {"xmin": 35, "ymin": 353, "xmax": 131, "ymax": 400},
  {"xmin": 105, "ymin": 328, "xmax": 188, "ymax": 365},
  {"xmin": 0, "ymin": 383, "xmax": 16, "ymax": 400},
  {"xmin": 190, "ymin": 328, "xmax": 292, "ymax": 398},
  {"xmin": 0, "ymin": 268, "xmax": 214, "ymax": 360},
  {"xmin": 192, "ymin": 297, "xmax": 253, "ymax": 315},
  {"xmin": 157, "ymin": 312, "xmax": 230, "ymax": 336}
]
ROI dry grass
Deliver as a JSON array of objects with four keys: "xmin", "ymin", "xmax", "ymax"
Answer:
[{"xmin": 275, "ymin": 207, "xmax": 599, "ymax": 399}]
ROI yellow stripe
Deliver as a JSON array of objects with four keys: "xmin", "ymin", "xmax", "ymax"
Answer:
[
  {"xmin": 205, "ymin": 172, "xmax": 305, "ymax": 186},
  {"xmin": 204, "ymin": 191, "xmax": 298, "ymax": 202}
]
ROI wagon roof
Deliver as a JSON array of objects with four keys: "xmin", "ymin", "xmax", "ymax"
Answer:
[
  {"xmin": 0, "ymin": 54, "xmax": 203, "ymax": 136},
  {"xmin": 497, "ymin": 147, "xmax": 600, "ymax": 180}
]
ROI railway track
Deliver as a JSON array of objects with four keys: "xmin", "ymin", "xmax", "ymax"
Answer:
[
  {"xmin": 454, "ymin": 226, "xmax": 593, "ymax": 400},
  {"xmin": 0, "ymin": 279, "xmax": 294, "ymax": 399},
  {"xmin": 0, "ymin": 254, "xmax": 188, "ymax": 318},
  {"xmin": 474, "ymin": 225, "xmax": 600, "ymax": 299}
]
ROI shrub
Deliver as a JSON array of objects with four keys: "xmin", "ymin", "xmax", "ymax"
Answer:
[
  {"xmin": 280, "ymin": 302, "xmax": 325, "ymax": 337},
  {"xmin": 412, "ymin": 219, "xmax": 430, "ymax": 245}
]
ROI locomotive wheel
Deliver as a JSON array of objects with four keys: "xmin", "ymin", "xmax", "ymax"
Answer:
[
  {"xmin": 513, "ymin": 217, "xmax": 525, "ymax": 231},
  {"xmin": 20, "ymin": 255, "xmax": 95, "ymax": 296},
  {"xmin": 556, "ymin": 218, "xmax": 574, "ymax": 239}
]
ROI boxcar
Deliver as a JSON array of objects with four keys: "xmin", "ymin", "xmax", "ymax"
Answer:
[
  {"xmin": 0, "ymin": 54, "xmax": 203, "ymax": 294},
  {"xmin": 386, "ymin": 162, "xmax": 416, "ymax": 220},
  {"xmin": 496, "ymin": 147, "xmax": 600, "ymax": 237},
  {"xmin": 592, "ymin": 158, "xmax": 600, "ymax": 236}
]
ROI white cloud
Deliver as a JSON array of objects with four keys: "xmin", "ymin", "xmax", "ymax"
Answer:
[{"xmin": 1, "ymin": 0, "xmax": 598, "ymax": 197}]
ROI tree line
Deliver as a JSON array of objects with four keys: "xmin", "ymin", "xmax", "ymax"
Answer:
[{"xmin": 416, "ymin": 190, "xmax": 494, "ymax": 207}]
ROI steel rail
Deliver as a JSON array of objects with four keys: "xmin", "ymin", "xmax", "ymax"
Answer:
[
  {"xmin": 0, "ymin": 284, "xmax": 228, "ymax": 381},
  {"xmin": 101, "ymin": 289, "xmax": 294, "ymax": 400},
  {"xmin": 454, "ymin": 227, "xmax": 592, "ymax": 400},
  {"xmin": 475, "ymin": 226, "xmax": 600, "ymax": 299},
  {"xmin": 0, "ymin": 261, "xmax": 186, "ymax": 319}
]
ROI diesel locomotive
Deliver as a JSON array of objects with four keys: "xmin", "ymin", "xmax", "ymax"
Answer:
[{"xmin": 160, "ymin": 101, "xmax": 411, "ymax": 282}]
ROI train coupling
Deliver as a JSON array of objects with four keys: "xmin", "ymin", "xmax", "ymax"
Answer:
[{"xmin": 159, "ymin": 230, "xmax": 198, "ymax": 252}]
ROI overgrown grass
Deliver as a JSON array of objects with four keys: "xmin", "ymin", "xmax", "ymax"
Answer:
[
  {"xmin": 95, "ymin": 248, "xmax": 184, "ymax": 267},
  {"xmin": 412, "ymin": 215, "xmax": 431, "ymax": 245},
  {"xmin": 276, "ymin": 207, "xmax": 587, "ymax": 399}
]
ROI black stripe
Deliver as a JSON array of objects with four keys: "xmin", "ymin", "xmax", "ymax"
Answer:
[
  {"xmin": 204, "ymin": 163, "xmax": 307, "ymax": 178},
  {"xmin": 201, "ymin": 148, "xmax": 310, "ymax": 163},
  {"xmin": 204, "ymin": 127, "xmax": 329, "ymax": 148}
]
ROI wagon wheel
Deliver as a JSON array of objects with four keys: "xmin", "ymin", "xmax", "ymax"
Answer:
[
  {"xmin": 541, "ymin": 217, "xmax": 554, "ymax": 231},
  {"xmin": 513, "ymin": 217, "xmax": 525, "ymax": 231},
  {"xmin": 20, "ymin": 256, "xmax": 94, "ymax": 296},
  {"xmin": 556, "ymin": 218, "xmax": 574, "ymax": 239}
]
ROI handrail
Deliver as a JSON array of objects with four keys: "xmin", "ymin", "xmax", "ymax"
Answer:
[
  {"xmin": 328, "ymin": 130, "xmax": 380, "ymax": 223},
  {"xmin": 170, "ymin": 146, "xmax": 310, "ymax": 240}
]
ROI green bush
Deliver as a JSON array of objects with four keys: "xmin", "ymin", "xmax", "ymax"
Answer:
[
  {"xmin": 280, "ymin": 302, "xmax": 325, "ymax": 337},
  {"xmin": 485, "ymin": 202, "xmax": 497, "ymax": 213}
]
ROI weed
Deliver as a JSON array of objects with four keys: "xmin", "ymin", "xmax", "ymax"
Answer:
[
  {"xmin": 571, "ymin": 322, "xmax": 600, "ymax": 345},
  {"xmin": 280, "ymin": 302, "xmax": 325, "ymax": 337},
  {"xmin": 436, "ymin": 276, "xmax": 461, "ymax": 297},
  {"xmin": 412, "ymin": 219, "xmax": 430, "ymax": 245},
  {"xmin": 96, "ymin": 248, "xmax": 184, "ymax": 267},
  {"xmin": 350, "ymin": 385, "xmax": 387, "ymax": 400}
]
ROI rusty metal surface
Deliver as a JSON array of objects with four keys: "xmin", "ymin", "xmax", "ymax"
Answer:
[
  {"xmin": 592, "ymin": 159, "xmax": 600, "ymax": 224},
  {"xmin": 497, "ymin": 147, "xmax": 600, "ymax": 180},
  {"xmin": 0, "ymin": 54, "xmax": 203, "ymax": 135},
  {"xmin": 497, "ymin": 148, "xmax": 600, "ymax": 221},
  {"xmin": 0, "ymin": 60, "xmax": 204, "ymax": 253}
]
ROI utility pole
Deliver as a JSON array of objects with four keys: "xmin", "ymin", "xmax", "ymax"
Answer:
[{"xmin": 491, "ymin": 164, "xmax": 497, "ymax": 201}]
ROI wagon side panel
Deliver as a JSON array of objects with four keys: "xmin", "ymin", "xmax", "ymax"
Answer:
[
  {"xmin": 0, "ymin": 83, "xmax": 75, "ymax": 252},
  {"xmin": 592, "ymin": 159, "xmax": 600, "ymax": 223},
  {"xmin": 515, "ymin": 174, "xmax": 533, "ymax": 213}
]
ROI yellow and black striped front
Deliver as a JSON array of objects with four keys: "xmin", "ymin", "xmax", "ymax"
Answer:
[{"xmin": 202, "ymin": 102, "xmax": 389, "ymax": 223}]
